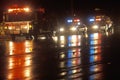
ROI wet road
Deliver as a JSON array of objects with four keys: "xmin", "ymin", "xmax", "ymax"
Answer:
[{"xmin": 0, "ymin": 32, "xmax": 120, "ymax": 80}]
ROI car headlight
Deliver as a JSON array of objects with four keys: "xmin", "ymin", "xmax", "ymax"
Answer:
[{"xmin": 92, "ymin": 25, "xmax": 99, "ymax": 29}]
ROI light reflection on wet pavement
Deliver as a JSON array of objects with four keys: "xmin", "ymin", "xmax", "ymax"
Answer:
[{"xmin": 0, "ymin": 32, "xmax": 119, "ymax": 80}]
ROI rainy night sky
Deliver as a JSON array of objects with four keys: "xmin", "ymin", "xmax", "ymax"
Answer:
[{"xmin": 0, "ymin": 0, "xmax": 120, "ymax": 23}]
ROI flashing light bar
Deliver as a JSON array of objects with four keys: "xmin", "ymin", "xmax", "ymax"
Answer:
[
  {"xmin": 8, "ymin": 8, "xmax": 30, "ymax": 13},
  {"xmin": 96, "ymin": 18, "xmax": 101, "ymax": 21},
  {"xmin": 89, "ymin": 19, "xmax": 95, "ymax": 22},
  {"xmin": 74, "ymin": 19, "xmax": 80, "ymax": 22},
  {"xmin": 67, "ymin": 19, "xmax": 73, "ymax": 23}
]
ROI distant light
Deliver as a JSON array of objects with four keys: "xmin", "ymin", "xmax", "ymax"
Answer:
[
  {"xmin": 74, "ymin": 19, "xmax": 80, "ymax": 22},
  {"xmin": 78, "ymin": 22, "xmax": 80, "ymax": 25},
  {"xmin": 8, "ymin": 27, "xmax": 12, "ymax": 30},
  {"xmin": 59, "ymin": 28, "xmax": 64, "ymax": 32},
  {"xmin": 52, "ymin": 36, "xmax": 58, "ymax": 42},
  {"xmin": 38, "ymin": 36, "xmax": 46, "ymax": 40},
  {"xmin": 60, "ymin": 72, "xmax": 66, "ymax": 76},
  {"xmin": 92, "ymin": 25, "xmax": 99, "ymax": 29},
  {"xmin": 96, "ymin": 18, "xmax": 101, "ymax": 21},
  {"xmin": 89, "ymin": 19, "xmax": 95, "ymax": 22},
  {"xmin": 40, "ymin": 37, "xmax": 46, "ymax": 40},
  {"xmin": 8, "ymin": 9, "xmax": 13, "ymax": 12},
  {"xmin": 23, "ymin": 26, "xmax": 28, "ymax": 29},
  {"xmin": 70, "ymin": 27, "xmax": 76, "ymax": 31},
  {"xmin": 76, "ymin": 19, "xmax": 80, "ymax": 22},
  {"xmin": 23, "ymin": 8, "xmax": 30, "ymax": 12},
  {"xmin": 95, "ymin": 8, "xmax": 101, "ymax": 11},
  {"xmin": 60, "ymin": 53, "xmax": 65, "ymax": 59},
  {"xmin": 29, "ymin": 25, "xmax": 32, "ymax": 28},
  {"xmin": 67, "ymin": 19, "xmax": 73, "ymax": 23}
]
